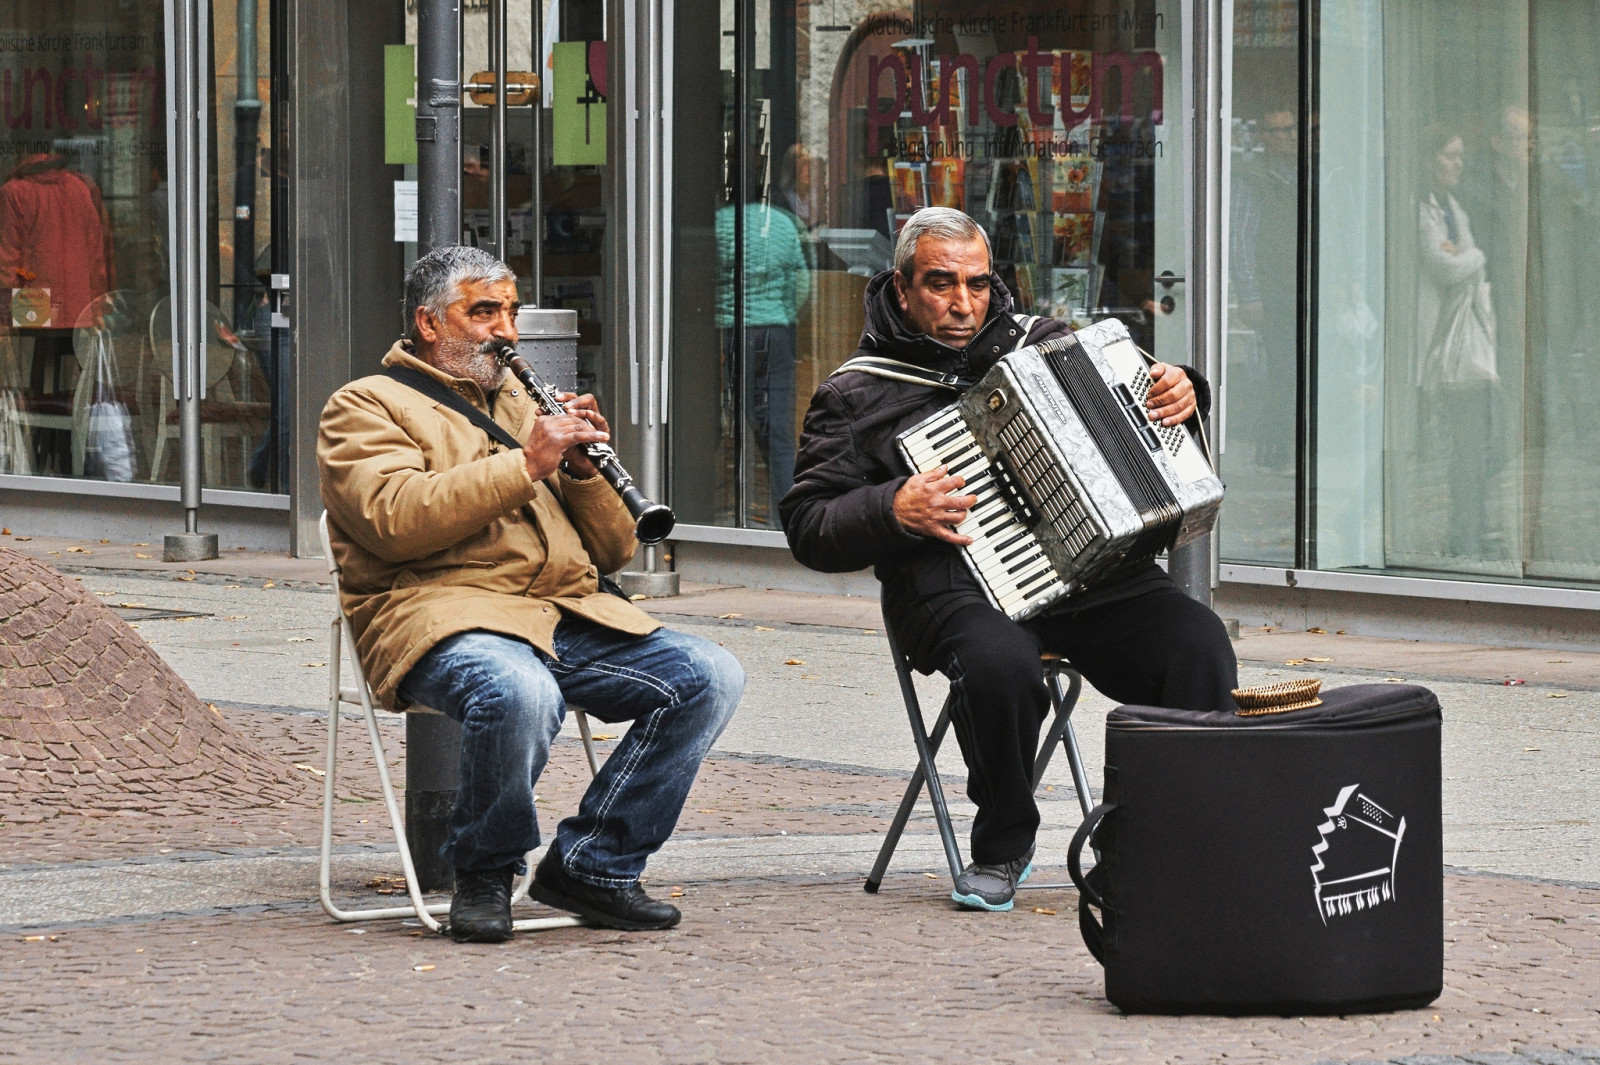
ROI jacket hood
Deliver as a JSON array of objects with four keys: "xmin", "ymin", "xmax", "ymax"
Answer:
[{"xmin": 857, "ymin": 268, "xmax": 1017, "ymax": 374}]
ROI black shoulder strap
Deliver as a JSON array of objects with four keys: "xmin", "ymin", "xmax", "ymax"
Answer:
[{"xmin": 384, "ymin": 366, "xmax": 521, "ymax": 452}]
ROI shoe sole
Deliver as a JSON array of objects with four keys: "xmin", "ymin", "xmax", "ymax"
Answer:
[
  {"xmin": 527, "ymin": 881, "xmax": 682, "ymax": 931},
  {"xmin": 949, "ymin": 860, "xmax": 1034, "ymax": 912},
  {"xmin": 449, "ymin": 923, "xmax": 513, "ymax": 944}
]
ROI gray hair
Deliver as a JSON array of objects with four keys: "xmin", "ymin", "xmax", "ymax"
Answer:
[
  {"xmin": 893, "ymin": 207, "xmax": 992, "ymax": 278},
  {"xmin": 403, "ymin": 245, "xmax": 516, "ymax": 338}
]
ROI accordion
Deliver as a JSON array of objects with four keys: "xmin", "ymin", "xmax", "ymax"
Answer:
[{"xmin": 895, "ymin": 318, "xmax": 1223, "ymax": 621}]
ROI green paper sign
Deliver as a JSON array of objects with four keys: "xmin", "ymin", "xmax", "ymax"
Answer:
[
  {"xmin": 552, "ymin": 41, "xmax": 606, "ymax": 166},
  {"xmin": 385, "ymin": 44, "xmax": 417, "ymax": 166}
]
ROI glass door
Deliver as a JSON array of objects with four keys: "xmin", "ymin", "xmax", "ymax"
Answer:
[{"xmin": 672, "ymin": 0, "xmax": 1195, "ymax": 531}]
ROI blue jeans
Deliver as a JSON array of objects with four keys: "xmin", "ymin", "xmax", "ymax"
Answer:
[{"xmin": 397, "ymin": 618, "xmax": 744, "ymax": 886}]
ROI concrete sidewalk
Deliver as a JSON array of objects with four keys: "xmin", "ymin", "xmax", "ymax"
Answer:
[{"xmin": 3, "ymin": 532, "xmax": 1598, "ymax": 1063}]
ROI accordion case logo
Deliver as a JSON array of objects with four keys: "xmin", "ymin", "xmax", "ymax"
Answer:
[{"xmin": 1309, "ymin": 784, "xmax": 1407, "ymax": 924}]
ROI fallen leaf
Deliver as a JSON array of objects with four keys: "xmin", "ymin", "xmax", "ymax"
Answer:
[
  {"xmin": 1385, "ymin": 677, "xmax": 1404, "ymax": 682},
  {"xmin": 94, "ymin": 591, "xmax": 115, "ymax": 596},
  {"xmin": 1307, "ymin": 627, "xmax": 1326, "ymax": 634},
  {"xmin": 134, "ymin": 553, "xmax": 153, "ymax": 559},
  {"xmin": 413, "ymin": 965, "xmax": 435, "ymax": 972},
  {"xmin": 591, "ymin": 733, "xmax": 618, "ymax": 741},
  {"xmin": 0, "ymin": 527, "xmax": 7, "ymax": 534},
  {"xmin": 262, "ymin": 581, "xmax": 276, "ymax": 589},
  {"xmin": 629, "ymin": 593, "xmax": 647, "ymax": 601},
  {"xmin": 223, "ymin": 584, "xmax": 241, "ymax": 590},
  {"xmin": 135, "ymin": 543, "xmax": 149, "ymax": 547},
  {"xmin": 67, "ymin": 546, "xmax": 91, "ymax": 554},
  {"xmin": 174, "ymin": 576, "xmax": 195, "ymax": 582},
  {"xmin": 1549, "ymin": 693, "xmax": 1569, "ymax": 699},
  {"xmin": 302, "ymin": 661, "xmax": 328, "ymax": 668},
  {"xmin": 784, "ymin": 659, "xmax": 806, "ymax": 666},
  {"xmin": 1284, "ymin": 659, "xmax": 1304, "ymax": 666},
  {"xmin": 292, "ymin": 763, "xmax": 327, "ymax": 776},
  {"xmin": 669, "ymin": 888, "xmax": 685, "ymax": 898},
  {"xmin": 1548, "ymin": 659, "xmax": 1572, "ymax": 664},
  {"xmin": 13, "ymin": 536, "xmax": 31, "ymax": 541},
  {"xmin": 861, "ymin": 629, "xmax": 876, "ymax": 635},
  {"xmin": 717, "ymin": 613, "xmax": 743, "ymax": 619},
  {"xmin": 99, "ymin": 539, "xmax": 110, "ymax": 544},
  {"xmin": 1306, "ymin": 656, "xmax": 1332, "ymax": 663},
  {"xmin": 118, "ymin": 602, "xmax": 147, "ymax": 608},
  {"xmin": 754, "ymin": 626, "xmax": 775, "ymax": 632},
  {"xmin": 924, "ymin": 873, "xmax": 939, "ymax": 880},
  {"xmin": 1524, "ymin": 747, "xmax": 1542, "ymax": 752},
  {"xmin": 1335, "ymin": 629, "xmax": 1347, "ymax": 635},
  {"xmin": 287, "ymin": 637, "xmax": 314, "ymax": 643},
  {"xmin": 1033, "ymin": 907, "xmax": 1058, "ymax": 916}
]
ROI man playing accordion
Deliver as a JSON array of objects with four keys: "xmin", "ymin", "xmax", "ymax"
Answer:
[{"xmin": 782, "ymin": 208, "xmax": 1237, "ymax": 911}]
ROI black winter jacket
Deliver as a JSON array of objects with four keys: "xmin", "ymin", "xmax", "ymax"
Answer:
[{"xmin": 779, "ymin": 269, "xmax": 1213, "ymax": 670}]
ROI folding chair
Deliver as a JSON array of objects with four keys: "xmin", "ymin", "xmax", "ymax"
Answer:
[
  {"xmin": 315, "ymin": 511, "xmax": 602, "ymax": 933},
  {"xmin": 864, "ymin": 589, "xmax": 1096, "ymax": 894}
]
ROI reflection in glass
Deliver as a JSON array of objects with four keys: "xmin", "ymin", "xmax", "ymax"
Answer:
[{"xmin": 674, "ymin": 0, "xmax": 1181, "ymax": 530}]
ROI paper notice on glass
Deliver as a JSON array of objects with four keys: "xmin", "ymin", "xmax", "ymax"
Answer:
[{"xmin": 394, "ymin": 180, "xmax": 418, "ymax": 242}]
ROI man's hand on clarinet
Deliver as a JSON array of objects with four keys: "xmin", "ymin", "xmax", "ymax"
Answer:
[
  {"xmin": 1145, "ymin": 363, "xmax": 1197, "ymax": 426},
  {"xmin": 894, "ymin": 468, "xmax": 977, "ymax": 546},
  {"xmin": 523, "ymin": 392, "xmax": 609, "ymax": 482}
]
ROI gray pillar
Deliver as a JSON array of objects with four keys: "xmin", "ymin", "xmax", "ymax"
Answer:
[
  {"xmin": 1175, "ymin": 0, "xmax": 1226, "ymax": 610},
  {"xmin": 163, "ymin": 0, "xmax": 219, "ymax": 563},
  {"xmin": 409, "ymin": 0, "xmax": 464, "ymax": 893}
]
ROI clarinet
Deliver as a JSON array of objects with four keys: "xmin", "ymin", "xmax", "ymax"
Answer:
[{"xmin": 493, "ymin": 341, "xmax": 676, "ymax": 545}]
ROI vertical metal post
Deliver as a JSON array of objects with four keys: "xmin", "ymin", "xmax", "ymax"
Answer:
[
  {"xmin": 615, "ymin": 0, "xmax": 679, "ymax": 598},
  {"xmin": 234, "ymin": 0, "xmax": 262, "ymax": 335},
  {"xmin": 529, "ymin": 8, "xmax": 543, "ymax": 303},
  {"xmin": 1171, "ymin": 0, "xmax": 1225, "ymax": 608},
  {"xmin": 409, "ymin": 0, "xmax": 464, "ymax": 894},
  {"xmin": 164, "ymin": 0, "xmax": 218, "ymax": 562},
  {"xmin": 489, "ymin": 0, "xmax": 507, "ymax": 260}
]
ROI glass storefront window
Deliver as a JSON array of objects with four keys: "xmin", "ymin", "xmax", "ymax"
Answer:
[
  {"xmin": 0, "ymin": 2, "xmax": 280, "ymax": 492},
  {"xmin": 1312, "ymin": 0, "xmax": 1600, "ymax": 586},
  {"xmin": 673, "ymin": 0, "xmax": 1189, "ymax": 530},
  {"xmin": 1221, "ymin": 0, "xmax": 1299, "ymax": 565}
]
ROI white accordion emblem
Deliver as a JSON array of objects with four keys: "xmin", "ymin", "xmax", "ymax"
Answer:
[{"xmin": 1309, "ymin": 784, "xmax": 1406, "ymax": 924}]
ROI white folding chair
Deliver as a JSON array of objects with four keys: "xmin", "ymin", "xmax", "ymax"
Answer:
[{"xmin": 316, "ymin": 511, "xmax": 602, "ymax": 933}]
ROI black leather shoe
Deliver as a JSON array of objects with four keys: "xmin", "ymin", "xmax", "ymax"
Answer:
[
  {"xmin": 529, "ymin": 848, "xmax": 681, "ymax": 931},
  {"xmin": 448, "ymin": 866, "xmax": 514, "ymax": 943}
]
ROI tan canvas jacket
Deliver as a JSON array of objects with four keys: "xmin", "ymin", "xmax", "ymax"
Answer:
[{"xmin": 317, "ymin": 341, "xmax": 659, "ymax": 708}]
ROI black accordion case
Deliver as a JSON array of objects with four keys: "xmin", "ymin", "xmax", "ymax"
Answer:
[{"xmin": 1067, "ymin": 683, "xmax": 1443, "ymax": 1015}]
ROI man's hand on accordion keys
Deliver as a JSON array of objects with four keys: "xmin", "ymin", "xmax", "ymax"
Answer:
[
  {"xmin": 1145, "ymin": 363, "xmax": 1197, "ymax": 427},
  {"xmin": 894, "ymin": 467, "xmax": 979, "ymax": 546}
]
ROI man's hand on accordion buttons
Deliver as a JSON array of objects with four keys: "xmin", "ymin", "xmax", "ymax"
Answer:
[
  {"xmin": 894, "ymin": 468, "xmax": 978, "ymax": 546},
  {"xmin": 1146, "ymin": 363, "xmax": 1197, "ymax": 426}
]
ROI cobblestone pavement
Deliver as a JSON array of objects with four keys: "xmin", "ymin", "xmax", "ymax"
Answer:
[
  {"xmin": 2, "ymin": 538, "xmax": 1598, "ymax": 1062},
  {"xmin": 2, "ymin": 873, "xmax": 1596, "ymax": 1064}
]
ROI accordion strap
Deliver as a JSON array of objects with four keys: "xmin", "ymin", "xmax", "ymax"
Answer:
[{"xmin": 829, "ymin": 355, "xmax": 970, "ymax": 392}]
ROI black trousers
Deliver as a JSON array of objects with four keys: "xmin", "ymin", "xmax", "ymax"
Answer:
[{"xmin": 922, "ymin": 583, "xmax": 1238, "ymax": 865}]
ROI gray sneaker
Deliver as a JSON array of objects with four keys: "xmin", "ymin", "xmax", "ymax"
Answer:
[{"xmin": 951, "ymin": 844, "xmax": 1036, "ymax": 911}]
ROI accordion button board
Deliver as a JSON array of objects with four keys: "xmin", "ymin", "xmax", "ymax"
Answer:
[{"xmin": 896, "ymin": 318, "xmax": 1224, "ymax": 622}]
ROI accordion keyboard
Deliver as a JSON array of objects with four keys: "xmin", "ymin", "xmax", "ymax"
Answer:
[{"xmin": 899, "ymin": 405, "xmax": 1062, "ymax": 618}]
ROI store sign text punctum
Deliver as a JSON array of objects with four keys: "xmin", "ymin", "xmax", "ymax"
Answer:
[{"xmin": 865, "ymin": 36, "xmax": 1164, "ymax": 154}]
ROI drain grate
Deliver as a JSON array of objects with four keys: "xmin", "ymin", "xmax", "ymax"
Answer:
[{"xmin": 108, "ymin": 606, "xmax": 214, "ymax": 622}]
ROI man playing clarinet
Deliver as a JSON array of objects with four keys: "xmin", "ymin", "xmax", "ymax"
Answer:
[
  {"xmin": 782, "ymin": 209, "xmax": 1237, "ymax": 912},
  {"xmin": 318, "ymin": 245, "xmax": 743, "ymax": 942}
]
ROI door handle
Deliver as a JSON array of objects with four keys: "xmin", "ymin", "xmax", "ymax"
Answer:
[{"xmin": 1156, "ymin": 271, "xmax": 1185, "ymax": 289}]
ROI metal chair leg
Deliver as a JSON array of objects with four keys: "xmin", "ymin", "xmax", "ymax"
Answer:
[{"xmin": 865, "ymin": 696, "xmax": 956, "ymax": 892}]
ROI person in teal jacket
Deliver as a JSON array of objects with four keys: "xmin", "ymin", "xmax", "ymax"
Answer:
[{"xmin": 715, "ymin": 196, "xmax": 811, "ymax": 525}]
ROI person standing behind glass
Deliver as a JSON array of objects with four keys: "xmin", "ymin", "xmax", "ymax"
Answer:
[
  {"xmin": 715, "ymin": 182, "xmax": 811, "ymax": 526},
  {"xmin": 1416, "ymin": 126, "xmax": 1499, "ymax": 561}
]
